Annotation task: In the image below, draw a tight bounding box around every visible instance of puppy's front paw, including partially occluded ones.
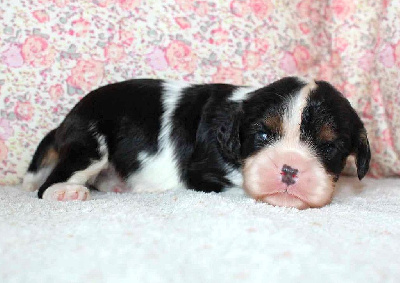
[42,183,90,201]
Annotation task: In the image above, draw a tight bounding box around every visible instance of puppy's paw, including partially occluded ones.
[42,183,90,201]
[93,166,131,193]
[21,173,39,192]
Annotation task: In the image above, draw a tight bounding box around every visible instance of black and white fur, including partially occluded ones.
[22,77,371,208]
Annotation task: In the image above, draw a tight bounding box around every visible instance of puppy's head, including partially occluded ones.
[238,77,370,209]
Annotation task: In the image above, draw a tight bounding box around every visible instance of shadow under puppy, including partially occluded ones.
[22,77,371,209]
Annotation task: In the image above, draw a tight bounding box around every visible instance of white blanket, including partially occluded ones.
[1,177,399,282]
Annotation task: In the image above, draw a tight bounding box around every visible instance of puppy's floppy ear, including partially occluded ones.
[353,126,371,180]
[216,103,242,164]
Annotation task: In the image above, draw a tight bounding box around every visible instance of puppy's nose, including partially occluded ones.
[281,164,299,186]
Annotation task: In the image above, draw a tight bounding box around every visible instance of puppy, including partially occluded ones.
[22,77,371,209]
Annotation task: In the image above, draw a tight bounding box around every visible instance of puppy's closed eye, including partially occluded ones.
[321,142,340,159]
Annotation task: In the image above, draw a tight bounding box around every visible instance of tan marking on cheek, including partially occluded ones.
[319,124,337,142]
[41,148,59,166]
[265,115,282,134]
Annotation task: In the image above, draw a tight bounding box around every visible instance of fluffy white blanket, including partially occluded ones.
[1,177,399,282]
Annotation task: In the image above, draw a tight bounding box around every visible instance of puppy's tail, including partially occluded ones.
[22,129,59,192]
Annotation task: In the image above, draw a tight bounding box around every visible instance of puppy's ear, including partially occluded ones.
[353,127,371,180]
[216,104,242,164]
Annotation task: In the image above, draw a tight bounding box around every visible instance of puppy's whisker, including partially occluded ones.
[265,154,278,168]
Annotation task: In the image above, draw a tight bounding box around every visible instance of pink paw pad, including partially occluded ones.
[42,183,90,201]
[57,192,65,201]
[112,183,130,193]
[113,186,123,193]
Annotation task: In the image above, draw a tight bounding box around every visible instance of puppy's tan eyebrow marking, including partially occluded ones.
[264,115,283,133]
[319,124,336,141]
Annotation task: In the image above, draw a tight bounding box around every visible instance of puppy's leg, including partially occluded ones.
[92,165,131,193]
[38,142,108,201]
[22,129,58,192]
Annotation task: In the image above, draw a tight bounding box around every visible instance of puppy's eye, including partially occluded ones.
[324,143,338,157]
[257,132,269,141]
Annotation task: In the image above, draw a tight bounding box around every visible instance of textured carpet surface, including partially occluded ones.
[1,177,400,283]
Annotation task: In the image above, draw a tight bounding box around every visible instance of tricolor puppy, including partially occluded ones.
[23,77,371,209]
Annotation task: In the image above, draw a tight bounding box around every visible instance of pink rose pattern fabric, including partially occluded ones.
[0,0,399,184]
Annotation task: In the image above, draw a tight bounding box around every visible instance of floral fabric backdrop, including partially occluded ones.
[0,0,399,184]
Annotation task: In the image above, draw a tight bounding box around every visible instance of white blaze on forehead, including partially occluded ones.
[282,78,317,143]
